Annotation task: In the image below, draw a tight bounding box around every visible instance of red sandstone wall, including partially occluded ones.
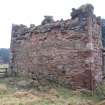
[10,4,102,90]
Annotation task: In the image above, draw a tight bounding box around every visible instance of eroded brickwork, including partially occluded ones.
[10,4,102,90]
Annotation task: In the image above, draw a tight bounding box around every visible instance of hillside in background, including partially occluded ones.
[0,48,10,64]
[102,19,105,47]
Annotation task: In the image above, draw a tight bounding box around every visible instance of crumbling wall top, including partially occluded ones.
[71,4,94,19]
[41,16,54,25]
[11,4,99,41]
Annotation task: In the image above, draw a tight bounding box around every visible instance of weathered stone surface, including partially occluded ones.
[41,16,54,25]
[10,4,102,90]
[71,4,94,19]
[16,80,33,88]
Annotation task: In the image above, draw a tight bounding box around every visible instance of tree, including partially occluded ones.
[102,19,105,47]
[0,48,10,64]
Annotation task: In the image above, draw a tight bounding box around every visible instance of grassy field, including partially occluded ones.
[0,64,8,78]
[0,64,9,68]
[0,64,9,72]
[0,77,105,105]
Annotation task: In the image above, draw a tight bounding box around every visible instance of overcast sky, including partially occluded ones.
[0,0,104,48]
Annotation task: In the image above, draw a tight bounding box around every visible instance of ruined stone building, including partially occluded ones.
[10,4,103,90]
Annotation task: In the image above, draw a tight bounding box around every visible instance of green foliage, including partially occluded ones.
[102,19,105,47]
[1,77,105,105]
[94,83,105,100]
[0,48,10,64]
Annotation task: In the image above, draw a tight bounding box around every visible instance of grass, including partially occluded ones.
[0,64,9,68]
[0,64,9,72]
[0,78,105,105]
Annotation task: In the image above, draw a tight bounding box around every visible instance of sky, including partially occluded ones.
[0,0,104,48]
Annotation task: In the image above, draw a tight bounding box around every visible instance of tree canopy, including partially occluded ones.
[0,48,10,64]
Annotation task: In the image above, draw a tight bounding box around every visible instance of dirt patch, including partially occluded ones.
[13,90,41,101]
[0,84,8,94]
[13,91,29,98]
